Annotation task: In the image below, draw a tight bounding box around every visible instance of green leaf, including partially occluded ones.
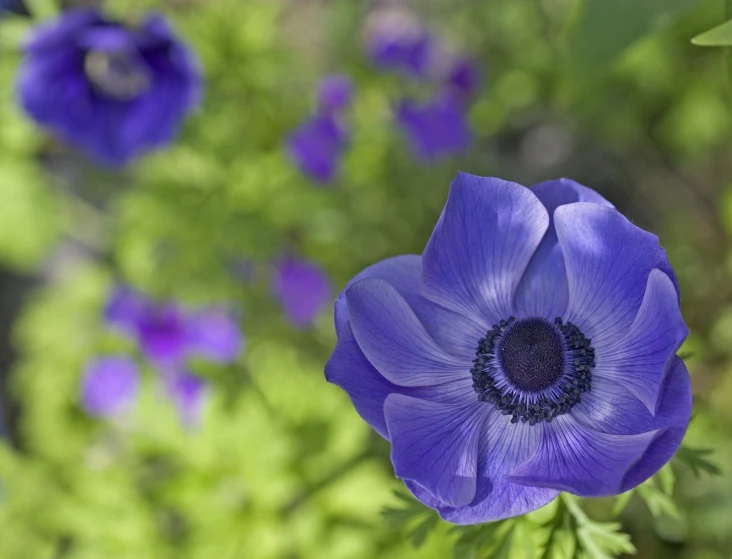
[568,0,698,74]
[577,521,636,559]
[539,504,577,559]
[674,446,722,477]
[657,463,675,495]
[452,522,506,559]
[613,466,680,520]
[410,513,439,548]
[562,494,635,559]
[381,490,439,548]
[451,520,526,559]
[692,19,732,46]
[637,481,681,519]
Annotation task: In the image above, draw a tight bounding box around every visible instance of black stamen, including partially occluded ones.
[499,318,564,392]
[470,317,594,426]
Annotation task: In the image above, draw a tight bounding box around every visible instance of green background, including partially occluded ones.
[0,0,730,557]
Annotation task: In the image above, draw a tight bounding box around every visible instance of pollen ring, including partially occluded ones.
[470,316,594,426]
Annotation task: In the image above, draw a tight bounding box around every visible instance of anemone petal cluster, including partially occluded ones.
[326,173,691,524]
[81,286,243,427]
[17,7,201,166]
[286,74,353,184]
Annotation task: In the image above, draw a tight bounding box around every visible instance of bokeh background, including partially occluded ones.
[0,0,731,557]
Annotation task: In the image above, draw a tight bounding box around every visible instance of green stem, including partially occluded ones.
[561,493,590,525]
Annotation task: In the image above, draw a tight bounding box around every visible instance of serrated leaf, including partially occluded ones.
[381,490,432,530]
[381,490,439,549]
[674,446,722,477]
[510,518,541,559]
[577,521,636,559]
[657,464,675,495]
[547,528,577,559]
[692,19,732,46]
[539,498,577,559]
[637,483,681,519]
[409,513,439,548]
[561,494,634,559]
[452,522,505,559]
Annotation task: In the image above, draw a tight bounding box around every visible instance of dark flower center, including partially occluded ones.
[498,318,564,392]
[84,50,150,100]
[471,317,595,426]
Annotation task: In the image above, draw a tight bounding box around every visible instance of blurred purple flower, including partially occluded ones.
[80,356,139,418]
[165,370,206,428]
[444,57,482,106]
[104,286,243,365]
[317,74,353,115]
[136,303,190,365]
[365,9,434,78]
[105,285,149,337]
[273,258,331,328]
[17,7,201,166]
[187,307,244,364]
[287,114,347,183]
[396,95,471,160]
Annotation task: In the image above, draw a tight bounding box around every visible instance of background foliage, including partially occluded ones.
[0,0,731,557]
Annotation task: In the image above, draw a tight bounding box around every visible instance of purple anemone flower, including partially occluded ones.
[443,57,482,106]
[104,286,243,366]
[326,173,691,524]
[105,285,149,337]
[365,9,434,78]
[273,258,332,328]
[17,7,201,166]
[316,74,353,115]
[396,95,471,161]
[286,114,347,183]
[80,356,139,418]
[187,307,244,364]
[135,302,191,365]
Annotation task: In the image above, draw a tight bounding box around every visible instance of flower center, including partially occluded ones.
[84,50,150,100]
[471,317,594,425]
[499,318,564,392]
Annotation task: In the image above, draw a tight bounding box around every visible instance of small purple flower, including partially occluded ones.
[105,285,149,337]
[104,286,243,366]
[443,57,482,106]
[136,302,190,365]
[326,173,691,524]
[17,7,201,166]
[316,74,353,115]
[80,356,139,418]
[165,370,206,428]
[273,258,331,328]
[396,95,471,160]
[365,9,434,78]
[187,307,243,364]
[287,114,347,183]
